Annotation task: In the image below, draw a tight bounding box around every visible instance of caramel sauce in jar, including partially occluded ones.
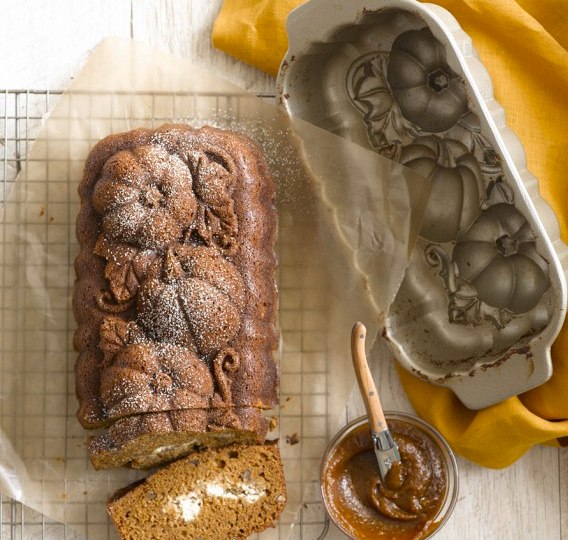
[321,415,455,540]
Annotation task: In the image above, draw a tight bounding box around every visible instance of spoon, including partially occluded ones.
[351,322,400,481]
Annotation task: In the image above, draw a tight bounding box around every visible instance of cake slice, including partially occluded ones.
[107,443,287,540]
[89,407,269,470]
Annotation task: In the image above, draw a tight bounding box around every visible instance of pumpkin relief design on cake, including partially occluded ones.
[91,140,246,421]
[346,26,551,331]
[100,341,215,418]
[92,145,198,250]
[137,246,245,356]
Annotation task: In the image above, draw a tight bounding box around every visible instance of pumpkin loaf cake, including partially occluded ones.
[74,124,278,467]
[107,443,287,540]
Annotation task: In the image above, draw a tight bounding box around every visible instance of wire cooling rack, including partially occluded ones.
[0,90,332,540]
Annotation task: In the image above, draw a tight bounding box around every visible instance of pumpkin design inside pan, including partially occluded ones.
[277,0,567,408]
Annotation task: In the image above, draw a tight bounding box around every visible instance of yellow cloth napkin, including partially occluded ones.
[212,0,568,467]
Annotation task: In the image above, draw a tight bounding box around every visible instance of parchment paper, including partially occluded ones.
[0,38,429,538]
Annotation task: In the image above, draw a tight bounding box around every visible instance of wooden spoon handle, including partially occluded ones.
[351,322,387,434]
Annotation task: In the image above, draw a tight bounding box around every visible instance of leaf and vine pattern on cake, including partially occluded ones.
[92,143,245,425]
[187,149,239,255]
[346,27,551,330]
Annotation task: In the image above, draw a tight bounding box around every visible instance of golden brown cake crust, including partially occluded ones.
[107,443,287,539]
[74,124,278,429]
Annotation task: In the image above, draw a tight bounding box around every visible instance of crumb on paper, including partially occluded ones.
[269,416,278,431]
[49,216,54,223]
[285,397,291,402]
[286,433,300,445]
[39,207,45,217]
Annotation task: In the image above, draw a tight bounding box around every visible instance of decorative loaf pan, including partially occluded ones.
[277,0,568,409]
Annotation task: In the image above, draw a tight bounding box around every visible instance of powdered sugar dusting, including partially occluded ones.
[137,278,191,345]
[103,200,146,243]
[97,145,197,249]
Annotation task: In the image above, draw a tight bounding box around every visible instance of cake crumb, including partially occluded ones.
[286,433,300,445]
[269,416,278,431]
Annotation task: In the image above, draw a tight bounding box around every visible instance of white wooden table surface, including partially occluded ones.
[1,1,566,539]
